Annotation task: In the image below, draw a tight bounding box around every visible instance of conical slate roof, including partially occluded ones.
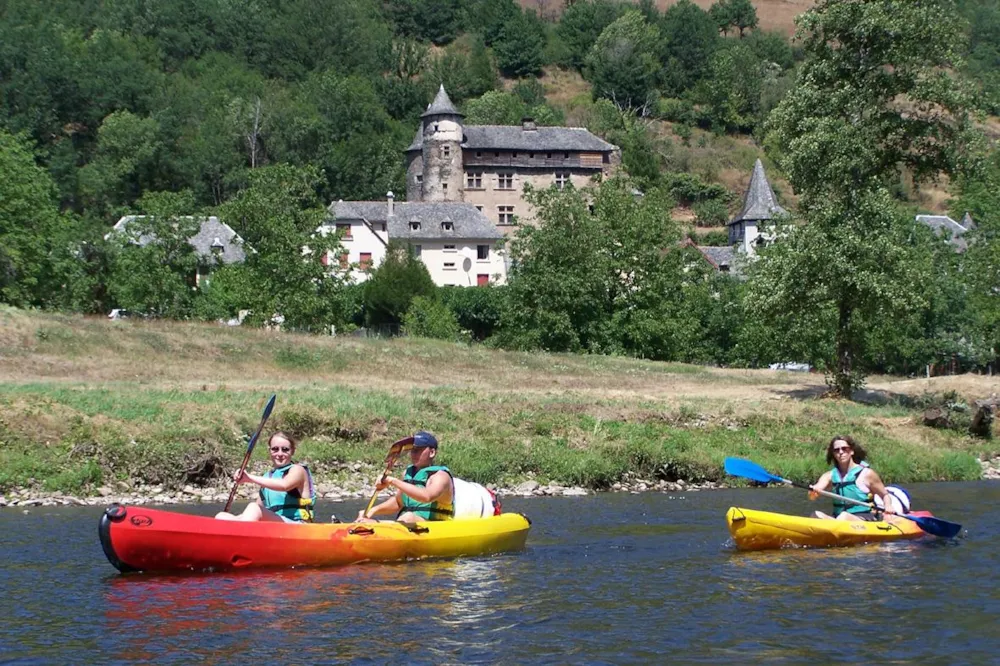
[729,159,787,225]
[421,84,463,119]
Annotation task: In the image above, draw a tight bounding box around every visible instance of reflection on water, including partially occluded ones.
[1,484,999,664]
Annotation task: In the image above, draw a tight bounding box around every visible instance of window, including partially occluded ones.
[498,206,515,225]
[433,123,439,132]
[466,172,483,189]
[512,152,518,158]
[416,174,423,184]
[442,183,448,193]
[475,205,483,212]
[547,153,552,159]
[476,151,482,158]
[498,173,513,190]
[477,245,489,260]
[336,223,352,239]
[380,223,386,232]
[338,253,349,269]
[564,152,570,158]
[413,244,422,257]
[443,244,456,252]
[410,221,421,231]
[477,274,489,287]
[555,173,570,189]
[441,145,451,158]
[602,154,610,164]
[529,153,534,158]
[444,261,456,270]
[359,252,372,270]
[494,152,500,157]
[441,221,454,232]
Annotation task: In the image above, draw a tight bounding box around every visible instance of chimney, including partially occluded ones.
[521,117,537,132]
[387,191,394,217]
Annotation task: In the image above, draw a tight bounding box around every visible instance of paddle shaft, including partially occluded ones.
[223,395,276,513]
[362,436,414,519]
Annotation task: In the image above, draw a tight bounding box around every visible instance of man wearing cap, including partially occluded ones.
[356,430,454,525]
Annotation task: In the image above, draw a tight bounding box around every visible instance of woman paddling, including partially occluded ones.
[809,435,895,522]
[215,432,316,523]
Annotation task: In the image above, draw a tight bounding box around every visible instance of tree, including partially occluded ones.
[555,0,624,71]
[700,42,765,133]
[585,11,662,108]
[362,240,437,331]
[659,0,719,95]
[709,0,758,38]
[0,130,67,306]
[493,8,547,78]
[217,164,347,332]
[758,0,983,397]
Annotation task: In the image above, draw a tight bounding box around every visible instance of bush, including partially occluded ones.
[403,296,462,340]
[657,97,694,124]
[664,172,730,206]
[439,285,505,341]
[693,199,730,227]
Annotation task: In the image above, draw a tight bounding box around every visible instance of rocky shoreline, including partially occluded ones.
[0,472,723,512]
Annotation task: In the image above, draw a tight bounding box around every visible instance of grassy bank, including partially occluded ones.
[0,307,996,495]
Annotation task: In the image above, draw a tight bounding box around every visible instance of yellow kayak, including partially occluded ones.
[726,506,927,551]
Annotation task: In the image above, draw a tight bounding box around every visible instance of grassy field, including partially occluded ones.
[0,307,996,494]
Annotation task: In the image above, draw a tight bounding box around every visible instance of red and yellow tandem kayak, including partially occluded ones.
[726,507,931,551]
[99,504,531,573]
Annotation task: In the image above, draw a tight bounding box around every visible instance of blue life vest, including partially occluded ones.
[399,465,454,521]
[259,463,315,522]
[831,464,872,516]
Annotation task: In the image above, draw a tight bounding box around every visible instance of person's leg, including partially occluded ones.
[837,511,863,522]
[215,503,264,521]
[812,510,835,520]
[396,511,420,525]
[257,507,287,523]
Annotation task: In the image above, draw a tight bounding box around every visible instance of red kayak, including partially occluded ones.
[99,504,531,573]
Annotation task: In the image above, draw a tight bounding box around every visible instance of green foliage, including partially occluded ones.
[659,0,719,95]
[218,164,347,332]
[425,36,499,104]
[761,0,985,396]
[693,199,729,227]
[699,41,765,133]
[709,0,759,37]
[403,295,462,340]
[585,11,662,108]
[555,0,625,71]
[363,241,436,330]
[492,8,547,78]
[385,0,464,45]
[664,173,729,207]
[439,285,504,341]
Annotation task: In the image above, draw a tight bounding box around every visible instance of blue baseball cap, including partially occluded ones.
[413,431,438,448]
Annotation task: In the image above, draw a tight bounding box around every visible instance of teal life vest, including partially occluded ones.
[259,463,315,522]
[399,465,454,521]
[831,464,872,516]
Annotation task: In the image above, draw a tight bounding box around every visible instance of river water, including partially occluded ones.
[1,482,998,665]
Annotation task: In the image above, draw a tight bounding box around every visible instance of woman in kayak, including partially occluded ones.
[357,430,454,525]
[215,432,316,523]
[810,435,895,522]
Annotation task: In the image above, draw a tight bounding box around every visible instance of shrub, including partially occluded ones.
[403,296,462,340]
[693,199,730,227]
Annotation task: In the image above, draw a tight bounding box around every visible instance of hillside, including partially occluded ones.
[0,308,994,495]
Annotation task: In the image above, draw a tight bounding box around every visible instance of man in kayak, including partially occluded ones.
[215,432,316,523]
[357,430,454,525]
[809,435,895,522]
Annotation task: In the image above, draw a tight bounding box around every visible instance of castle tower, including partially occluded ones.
[727,159,787,256]
[419,85,464,202]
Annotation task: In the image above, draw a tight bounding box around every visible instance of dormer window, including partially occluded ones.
[410,220,421,231]
[441,145,451,158]
[441,221,454,232]
[211,238,225,256]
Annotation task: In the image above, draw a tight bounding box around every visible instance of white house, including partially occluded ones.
[915,213,974,252]
[326,193,507,286]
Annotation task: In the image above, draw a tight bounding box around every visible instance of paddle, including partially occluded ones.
[223,394,277,513]
[723,457,962,539]
[361,435,415,519]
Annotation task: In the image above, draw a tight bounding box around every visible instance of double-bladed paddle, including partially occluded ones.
[223,394,277,513]
[723,457,962,539]
[361,436,415,519]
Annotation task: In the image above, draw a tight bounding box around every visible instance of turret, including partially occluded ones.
[420,85,464,202]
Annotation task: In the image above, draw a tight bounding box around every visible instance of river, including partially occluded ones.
[1,482,998,664]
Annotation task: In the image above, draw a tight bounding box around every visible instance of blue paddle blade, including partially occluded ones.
[903,514,962,539]
[244,394,277,453]
[724,457,787,484]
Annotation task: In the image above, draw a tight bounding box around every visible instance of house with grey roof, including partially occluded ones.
[325,192,507,286]
[915,213,973,252]
[110,215,246,286]
[727,159,788,256]
[405,85,620,235]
